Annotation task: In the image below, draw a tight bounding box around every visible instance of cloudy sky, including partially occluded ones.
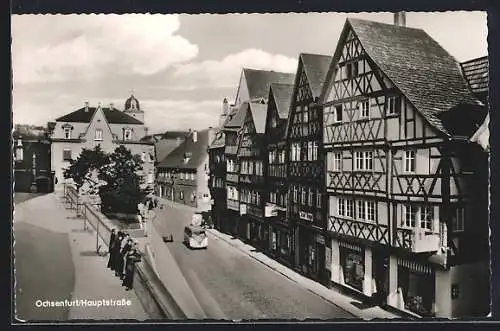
[12,11,487,134]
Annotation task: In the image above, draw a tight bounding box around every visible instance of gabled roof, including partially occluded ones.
[322,18,481,136]
[243,68,295,101]
[269,83,294,119]
[225,103,248,129]
[248,102,267,134]
[300,53,332,99]
[461,56,489,94]
[157,129,210,170]
[56,107,144,125]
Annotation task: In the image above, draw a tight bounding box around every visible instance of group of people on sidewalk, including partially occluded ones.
[106,229,142,291]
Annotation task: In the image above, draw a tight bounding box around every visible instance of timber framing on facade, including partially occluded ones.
[208,16,489,319]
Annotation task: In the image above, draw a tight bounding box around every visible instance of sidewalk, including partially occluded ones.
[14,193,149,321]
[158,199,405,320]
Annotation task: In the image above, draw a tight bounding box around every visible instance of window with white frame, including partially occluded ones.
[359,99,370,119]
[337,198,354,218]
[313,141,318,161]
[179,191,184,200]
[316,190,322,208]
[404,150,416,173]
[387,96,401,115]
[308,188,313,207]
[453,206,465,232]
[147,172,154,184]
[334,105,343,123]
[124,128,132,141]
[95,128,103,141]
[403,204,417,228]
[420,206,434,230]
[333,152,342,171]
[354,151,373,171]
[301,187,306,205]
[356,200,376,222]
[293,186,298,203]
[64,127,72,139]
[402,204,436,230]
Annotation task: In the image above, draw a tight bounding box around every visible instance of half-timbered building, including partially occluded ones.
[238,102,268,247]
[321,15,489,317]
[264,83,294,266]
[211,68,294,237]
[285,53,332,283]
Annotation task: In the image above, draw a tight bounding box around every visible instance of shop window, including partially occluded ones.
[397,265,435,316]
[340,247,364,291]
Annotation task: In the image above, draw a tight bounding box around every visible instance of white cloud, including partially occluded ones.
[173,48,298,88]
[12,14,199,83]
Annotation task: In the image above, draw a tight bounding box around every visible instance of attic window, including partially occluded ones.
[387,96,401,116]
[345,61,358,80]
[63,126,72,139]
[124,128,132,140]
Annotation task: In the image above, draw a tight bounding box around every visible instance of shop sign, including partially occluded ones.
[299,211,313,222]
[316,234,325,245]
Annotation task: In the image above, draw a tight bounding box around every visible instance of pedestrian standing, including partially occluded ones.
[120,238,133,279]
[106,228,117,269]
[113,231,124,276]
[116,233,129,278]
[123,242,142,291]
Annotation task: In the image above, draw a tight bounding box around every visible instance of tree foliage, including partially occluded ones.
[63,144,152,217]
[63,145,108,193]
[98,145,152,215]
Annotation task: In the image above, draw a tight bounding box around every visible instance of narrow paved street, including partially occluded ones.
[152,203,354,320]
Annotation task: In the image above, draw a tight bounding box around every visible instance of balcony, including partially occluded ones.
[227,199,239,211]
[395,228,440,253]
[328,216,390,245]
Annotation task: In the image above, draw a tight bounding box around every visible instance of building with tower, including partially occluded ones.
[49,94,155,192]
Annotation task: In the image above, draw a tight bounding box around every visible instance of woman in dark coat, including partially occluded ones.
[113,231,124,276]
[123,243,142,290]
[106,229,117,269]
[119,238,133,279]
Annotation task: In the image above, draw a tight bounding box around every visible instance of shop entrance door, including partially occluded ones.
[373,249,390,305]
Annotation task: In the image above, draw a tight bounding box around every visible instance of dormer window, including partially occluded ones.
[64,127,72,139]
[124,128,132,141]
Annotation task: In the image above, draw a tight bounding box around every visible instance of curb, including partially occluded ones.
[207,229,403,320]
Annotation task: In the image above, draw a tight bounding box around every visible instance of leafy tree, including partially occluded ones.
[63,145,108,213]
[98,145,152,217]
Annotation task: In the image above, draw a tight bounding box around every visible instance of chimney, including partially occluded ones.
[144,127,149,137]
[192,130,198,143]
[394,11,406,27]
[84,101,89,112]
[109,102,114,110]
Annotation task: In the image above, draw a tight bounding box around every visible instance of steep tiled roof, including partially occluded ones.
[345,18,481,136]
[461,56,489,95]
[157,129,210,170]
[56,107,144,125]
[270,83,294,119]
[249,103,267,134]
[301,53,332,99]
[225,103,248,128]
[243,69,295,101]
